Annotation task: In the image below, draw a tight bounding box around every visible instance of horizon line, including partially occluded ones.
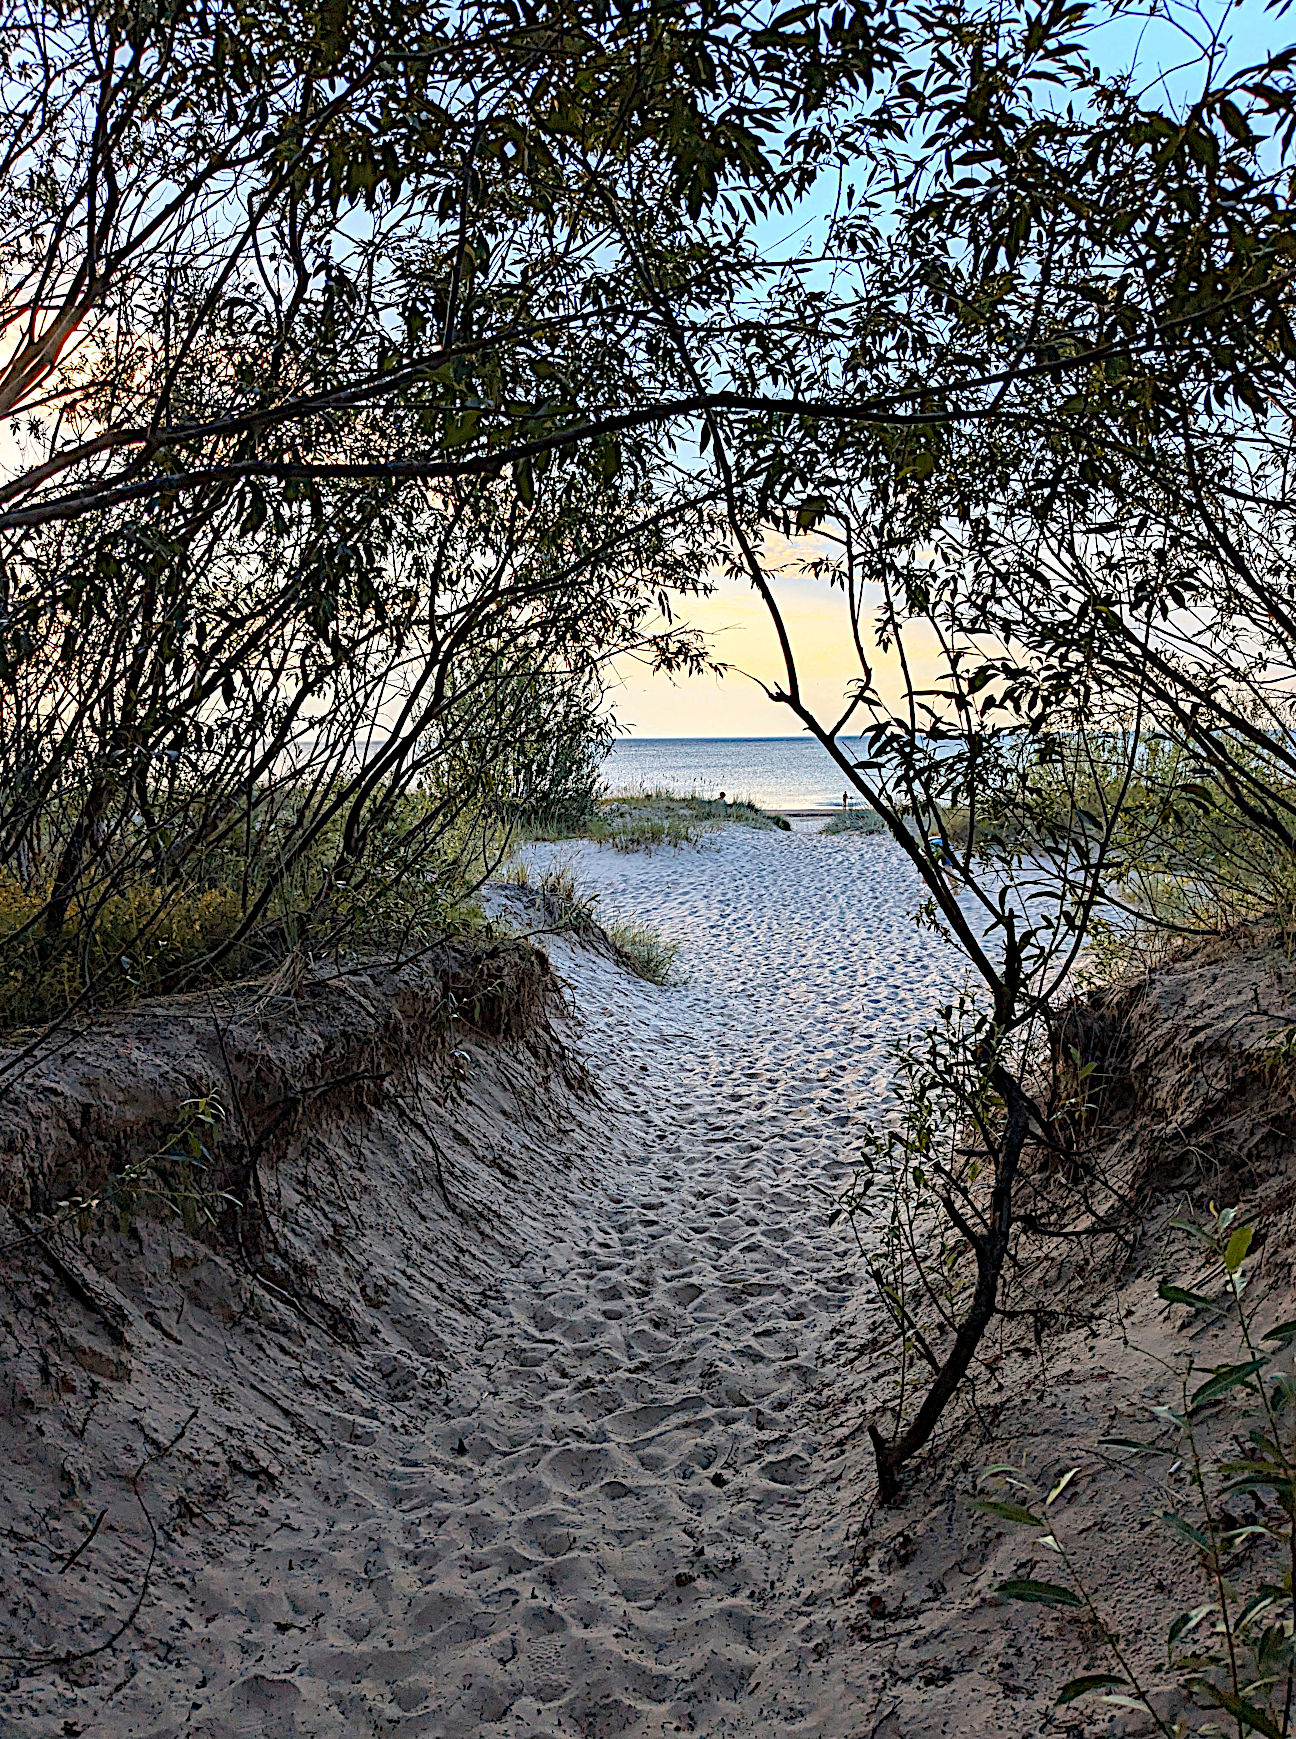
[610,733,857,743]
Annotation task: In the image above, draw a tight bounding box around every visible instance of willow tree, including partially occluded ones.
[740,2,1296,1496]
[0,0,903,1056]
[550,0,1296,1494]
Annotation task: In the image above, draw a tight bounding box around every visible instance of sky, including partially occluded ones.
[607,561,862,740]
[608,0,1293,740]
[606,542,947,739]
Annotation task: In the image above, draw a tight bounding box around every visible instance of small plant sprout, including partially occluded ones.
[60,1095,233,1239]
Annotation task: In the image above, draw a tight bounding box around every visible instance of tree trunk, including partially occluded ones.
[869,1077,1030,1503]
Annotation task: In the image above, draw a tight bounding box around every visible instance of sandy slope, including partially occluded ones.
[0,826,1008,1738]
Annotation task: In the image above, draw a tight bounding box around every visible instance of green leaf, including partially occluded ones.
[512,456,534,508]
[1161,1512,1213,1552]
[1264,1319,1296,1345]
[1219,1471,1296,1500]
[598,439,621,482]
[795,496,831,530]
[1169,1216,1216,1244]
[975,1499,1042,1526]
[1168,1602,1213,1648]
[997,1578,1082,1607]
[1191,1357,1269,1409]
[442,409,480,448]
[1194,1682,1285,1739]
[1057,1674,1128,1705]
[1217,97,1254,144]
[1225,1225,1255,1273]
[1158,1281,1223,1312]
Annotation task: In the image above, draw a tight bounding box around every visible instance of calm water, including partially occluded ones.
[602,737,863,810]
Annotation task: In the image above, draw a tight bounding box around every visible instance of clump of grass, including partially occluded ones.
[603,916,681,986]
[0,786,506,1035]
[602,790,789,832]
[596,814,705,851]
[521,791,789,851]
[820,807,887,836]
[502,860,680,984]
[503,861,600,932]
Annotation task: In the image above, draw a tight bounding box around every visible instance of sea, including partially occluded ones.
[601,737,864,811]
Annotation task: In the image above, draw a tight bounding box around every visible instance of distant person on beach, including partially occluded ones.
[842,792,849,809]
[718,791,727,805]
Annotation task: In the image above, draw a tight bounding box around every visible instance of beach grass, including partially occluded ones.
[502,861,599,933]
[501,860,680,984]
[523,790,790,852]
[602,917,681,985]
[0,792,502,1034]
[819,808,887,836]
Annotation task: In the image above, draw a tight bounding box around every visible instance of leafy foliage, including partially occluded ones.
[980,1211,1296,1739]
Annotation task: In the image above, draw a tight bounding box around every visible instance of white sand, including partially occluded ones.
[1,826,982,1737]
[451,827,975,1736]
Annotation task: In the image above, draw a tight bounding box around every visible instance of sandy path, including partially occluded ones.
[420,825,970,1736]
[2,826,978,1739]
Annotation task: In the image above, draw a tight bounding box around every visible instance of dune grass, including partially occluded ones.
[501,860,680,985]
[523,790,790,852]
[602,917,681,986]
[820,808,887,836]
[502,861,599,932]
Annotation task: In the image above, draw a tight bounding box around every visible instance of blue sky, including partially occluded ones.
[610,0,1294,739]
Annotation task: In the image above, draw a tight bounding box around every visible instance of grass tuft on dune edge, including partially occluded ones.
[602,917,681,986]
[501,861,681,986]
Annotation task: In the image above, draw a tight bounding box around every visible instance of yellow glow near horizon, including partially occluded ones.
[606,560,944,740]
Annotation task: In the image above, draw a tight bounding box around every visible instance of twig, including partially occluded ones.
[29,1229,129,1345]
[58,1506,107,1574]
[1,1407,198,1670]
